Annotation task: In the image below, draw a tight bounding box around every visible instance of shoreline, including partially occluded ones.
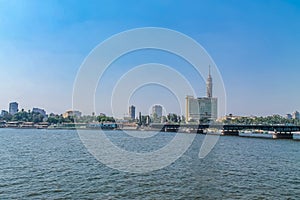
[1,126,300,141]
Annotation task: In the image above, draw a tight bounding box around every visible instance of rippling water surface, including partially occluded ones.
[0,129,299,199]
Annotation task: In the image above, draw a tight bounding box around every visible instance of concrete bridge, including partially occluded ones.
[150,123,300,139]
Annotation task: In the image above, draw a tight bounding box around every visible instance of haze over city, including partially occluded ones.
[0,0,300,117]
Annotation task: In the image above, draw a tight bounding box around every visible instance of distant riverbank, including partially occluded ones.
[1,124,300,141]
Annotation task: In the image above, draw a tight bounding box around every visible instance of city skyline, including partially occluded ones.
[2,98,300,121]
[1,1,300,116]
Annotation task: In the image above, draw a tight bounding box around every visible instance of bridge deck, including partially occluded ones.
[150,124,300,133]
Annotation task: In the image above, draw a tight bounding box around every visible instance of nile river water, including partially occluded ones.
[0,129,299,199]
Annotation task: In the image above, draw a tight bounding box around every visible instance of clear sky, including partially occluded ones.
[0,0,300,117]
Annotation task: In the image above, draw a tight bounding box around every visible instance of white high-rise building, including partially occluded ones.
[292,111,300,120]
[185,96,218,122]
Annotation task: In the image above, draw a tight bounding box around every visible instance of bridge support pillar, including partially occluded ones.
[222,130,239,136]
[272,133,293,139]
[164,127,178,132]
[197,129,204,134]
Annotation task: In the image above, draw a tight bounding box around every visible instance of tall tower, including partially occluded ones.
[206,65,213,98]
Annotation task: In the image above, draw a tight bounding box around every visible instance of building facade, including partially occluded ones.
[186,96,218,122]
[286,114,292,120]
[129,105,135,120]
[185,67,218,123]
[9,102,18,115]
[152,105,163,118]
[292,111,300,120]
[32,107,47,117]
[63,110,82,118]
[1,110,8,117]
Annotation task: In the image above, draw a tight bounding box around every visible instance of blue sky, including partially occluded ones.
[0,0,300,117]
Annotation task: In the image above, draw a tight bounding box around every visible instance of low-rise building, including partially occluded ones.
[6,121,21,128]
[0,121,6,127]
[32,107,47,117]
[1,110,8,117]
[63,110,82,118]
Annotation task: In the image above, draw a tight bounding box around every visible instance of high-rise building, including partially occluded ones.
[185,96,218,122]
[292,111,300,120]
[152,105,162,118]
[32,108,47,117]
[9,102,18,115]
[185,66,218,123]
[129,105,135,120]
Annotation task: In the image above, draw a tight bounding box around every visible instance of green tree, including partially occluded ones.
[167,113,178,123]
[97,115,115,123]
